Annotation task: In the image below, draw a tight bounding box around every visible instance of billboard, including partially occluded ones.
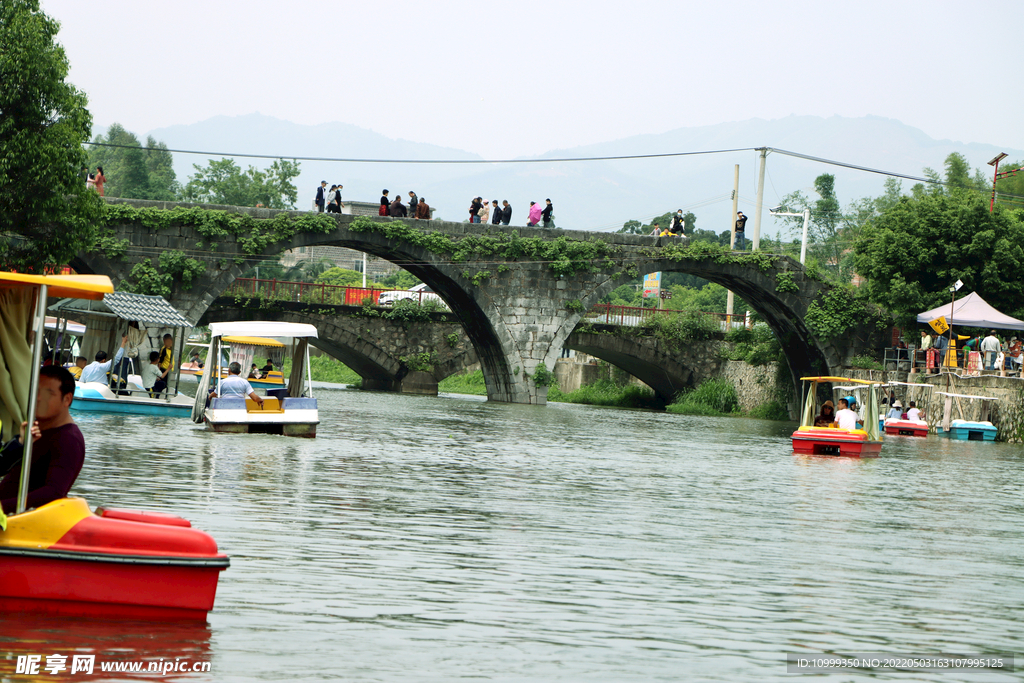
[642,272,661,299]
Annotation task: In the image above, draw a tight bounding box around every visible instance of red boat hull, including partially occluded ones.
[884,421,929,437]
[0,499,228,621]
[792,430,883,457]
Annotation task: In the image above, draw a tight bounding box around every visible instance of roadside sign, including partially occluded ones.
[929,316,949,335]
[642,272,661,299]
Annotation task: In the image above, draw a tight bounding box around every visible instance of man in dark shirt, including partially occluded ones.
[501,200,512,225]
[415,198,430,220]
[0,366,85,514]
[260,359,274,375]
[734,211,747,250]
[542,198,554,228]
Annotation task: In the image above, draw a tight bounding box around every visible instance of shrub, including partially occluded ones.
[667,378,739,415]
[749,401,791,421]
[850,354,884,370]
[548,379,661,409]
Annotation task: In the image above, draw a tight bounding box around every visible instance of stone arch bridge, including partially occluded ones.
[75,199,885,405]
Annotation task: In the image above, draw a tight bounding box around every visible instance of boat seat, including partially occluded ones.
[246,397,284,413]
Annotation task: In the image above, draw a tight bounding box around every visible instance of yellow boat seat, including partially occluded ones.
[246,397,284,414]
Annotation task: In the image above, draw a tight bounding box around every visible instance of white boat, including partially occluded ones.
[191,322,319,437]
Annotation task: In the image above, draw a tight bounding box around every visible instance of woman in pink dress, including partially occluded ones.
[93,166,106,197]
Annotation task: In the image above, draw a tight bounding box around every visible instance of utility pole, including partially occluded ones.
[752,148,767,251]
[768,207,812,264]
[362,252,367,288]
[726,164,739,322]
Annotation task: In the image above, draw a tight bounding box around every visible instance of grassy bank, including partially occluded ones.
[438,370,488,395]
[281,355,361,384]
[548,379,662,409]
[666,378,791,420]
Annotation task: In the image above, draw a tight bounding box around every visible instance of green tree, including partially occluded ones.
[86,125,179,199]
[0,0,101,270]
[315,267,379,289]
[853,190,1024,325]
[994,159,1024,210]
[180,158,300,209]
[379,269,421,290]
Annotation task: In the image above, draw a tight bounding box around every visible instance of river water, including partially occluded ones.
[2,388,1022,682]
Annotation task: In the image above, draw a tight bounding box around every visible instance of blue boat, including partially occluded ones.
[72,381,193,417]
[51,292,195,418]
[935,392,998,441]
[936,420,997,441]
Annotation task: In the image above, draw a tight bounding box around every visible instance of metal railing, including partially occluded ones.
[585,303,750,330]
[224,278,436,307]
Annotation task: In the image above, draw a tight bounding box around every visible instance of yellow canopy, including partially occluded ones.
[0,273,113,300]
[799,376,877,385]
[221,335,285,348]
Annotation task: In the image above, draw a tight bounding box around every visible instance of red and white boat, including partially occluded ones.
[0,273,228,621]
[882,381,933,438]
[791,376,884,457]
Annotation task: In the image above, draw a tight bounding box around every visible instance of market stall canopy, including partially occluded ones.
[50,291,192,327]
[917,292,1024,331]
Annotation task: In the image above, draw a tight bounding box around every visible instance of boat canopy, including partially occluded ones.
[935,391,995,401]
[0,273,112,300]
[221,335,286,347]
[209,322,318,339]
[50,291,192,327]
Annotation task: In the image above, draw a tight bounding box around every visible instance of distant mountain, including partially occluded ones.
[134,114,1022,234]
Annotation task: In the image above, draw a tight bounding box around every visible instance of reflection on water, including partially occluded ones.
[4,390,1024,681]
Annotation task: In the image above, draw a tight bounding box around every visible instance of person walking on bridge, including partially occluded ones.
[541,199,554,228]
[379,190,390,216]
[478,199,491,224]
[315,181,327,213]
[408,191,418,216]
[490,200,501,225]
[501,200,512,225]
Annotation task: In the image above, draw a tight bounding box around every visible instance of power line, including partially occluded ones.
[84,141,756,165]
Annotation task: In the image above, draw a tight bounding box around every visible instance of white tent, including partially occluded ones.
[917,292,1024,331]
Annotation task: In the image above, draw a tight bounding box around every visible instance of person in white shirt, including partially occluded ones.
[834,398,860,431]
[981,330,1001,371]
[211,362,264,407]
[140,351,164,397]
[906,401,924,421]
[79,335,127,384]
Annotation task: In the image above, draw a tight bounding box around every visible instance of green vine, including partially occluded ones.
[774,271,799,293]
[349,216,620,277]
[805,287,864,340]
[530,363,555,388]
[399,352,437,372]
[446,333,459,347]
[565,299,585,313]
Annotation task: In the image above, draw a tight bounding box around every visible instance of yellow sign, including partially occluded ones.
[929,316,949,335]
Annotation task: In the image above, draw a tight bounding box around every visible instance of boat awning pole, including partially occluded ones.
[170,327,184,401]
[17,284,48,514]
[305,340,314,398]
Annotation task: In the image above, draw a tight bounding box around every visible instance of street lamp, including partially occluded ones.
[769,207,812,264]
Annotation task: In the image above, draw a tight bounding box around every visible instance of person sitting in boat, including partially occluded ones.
[0,366,85,514]
[247,364,261,380]
[886,400,903,420]
[834,398,861,431]
[260,359,274,375]
[814,400,836,427]
[906,401,924,421]
[79,335,128,384]
[211,362,264,408]
[188,352,204,369]
[140,351,165,398]
[68,356,88,380]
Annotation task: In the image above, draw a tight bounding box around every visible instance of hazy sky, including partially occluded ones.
[43,0,1024,159]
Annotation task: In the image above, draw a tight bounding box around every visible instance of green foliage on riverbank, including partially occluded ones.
[667,378,739,416]
[548,379,661,409]
[281,355,360,384]
[438,370,488,395]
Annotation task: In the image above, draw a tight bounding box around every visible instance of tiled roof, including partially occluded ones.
[102,292,192,327]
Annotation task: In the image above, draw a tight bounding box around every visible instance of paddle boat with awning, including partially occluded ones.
[882,381,933,437]
[791,376,884,457]
[0,273,228,620]
[192,321,319,437]
[180,336,287,389]
[935,391,998,441]
[50,292,195,417]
